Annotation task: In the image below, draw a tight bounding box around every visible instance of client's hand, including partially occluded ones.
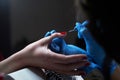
[0,32,88,76]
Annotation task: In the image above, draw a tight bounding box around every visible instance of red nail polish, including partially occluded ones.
[85,62,90,66]
[60,32,67,35]
[79,72,86,76]
[0,73,4,80]
[82,56,87,60]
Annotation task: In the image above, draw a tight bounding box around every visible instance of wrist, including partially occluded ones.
[0,51,26,74]
[110,60,118,75]
[111,66,120,80]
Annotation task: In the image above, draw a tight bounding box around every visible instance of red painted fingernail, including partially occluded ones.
[0,73,4,80]
[85,62,90,66]
[82,56,87,60]
[60,32,67,35]
[79,72,86,76]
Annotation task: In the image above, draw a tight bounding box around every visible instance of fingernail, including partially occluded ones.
[0,73,4,80]
[79,72,86,76]
[85,62,90,66]
[60,32,67,35]
[82,56,87,60]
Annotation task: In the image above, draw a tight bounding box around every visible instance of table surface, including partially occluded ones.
[8,67,84,80]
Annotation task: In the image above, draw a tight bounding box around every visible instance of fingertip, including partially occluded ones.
[59,32,67,35]
[0,73,4,80]
[82,56,88,60]
[85,62,90,66]
[79,71,86,76]
[82,20,89,26]
[73,70,86,76]
[51,32,67,38]
[78,54,88,59]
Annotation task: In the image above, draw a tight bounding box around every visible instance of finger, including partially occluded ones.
[63,61,90,70]
[44,31,51,37]
[55,69,86,76]
[40,32,66,45]
[75,20,89,38]
[53,53,88,64]
[54,61,90,72]
[44,30,56,37]
[58,54,87,64]
[46,64,85,75]
[82,20,89,26]
[44,61,88,76]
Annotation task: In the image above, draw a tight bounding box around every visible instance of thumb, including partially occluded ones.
[40,32,67,45]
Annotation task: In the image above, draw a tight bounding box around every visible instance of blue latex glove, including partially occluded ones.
[44,30,100,74]
[74,20,118,74]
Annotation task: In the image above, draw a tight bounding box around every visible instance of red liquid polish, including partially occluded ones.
[60,32,67,35]
[0,73,4,80]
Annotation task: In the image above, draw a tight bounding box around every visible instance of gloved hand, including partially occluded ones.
[45,30,87,55]
[74,20,118,74]
[44,30,100,74]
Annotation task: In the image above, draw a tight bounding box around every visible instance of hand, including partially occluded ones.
[45,30,100,74]
[75,20,118,74]
[74,20,106,66]
[0,32,89,75]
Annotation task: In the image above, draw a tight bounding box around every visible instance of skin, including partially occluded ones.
[0,32,89,76]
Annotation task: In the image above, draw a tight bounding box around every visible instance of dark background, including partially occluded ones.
[0,0,84,58]
[0,0,11,58]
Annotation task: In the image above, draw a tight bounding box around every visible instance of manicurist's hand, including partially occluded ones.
[75,20,118,75]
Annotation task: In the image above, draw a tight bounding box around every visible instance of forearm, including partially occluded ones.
[0,51,26,74]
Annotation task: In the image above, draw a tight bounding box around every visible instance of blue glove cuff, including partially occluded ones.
[110,60,118,74]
